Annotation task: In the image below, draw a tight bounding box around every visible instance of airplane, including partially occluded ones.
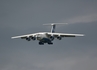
[11,23,84,45]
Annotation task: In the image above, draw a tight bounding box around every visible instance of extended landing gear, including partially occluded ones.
[48,42,53,45]
[38,42,53,45]
[39,42,44,45]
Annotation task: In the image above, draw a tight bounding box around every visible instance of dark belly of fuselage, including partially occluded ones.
[39,38,51,43]
[36,34,51,43]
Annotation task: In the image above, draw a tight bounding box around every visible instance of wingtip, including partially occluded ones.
[81,34,85,36]
[11,36,16,39]
[11,37,14,39]
[83,34,85,36]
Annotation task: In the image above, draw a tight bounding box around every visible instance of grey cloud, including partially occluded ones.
[1,0,97,30]
[1,45,97,70]
[0,0,97,70]
[60,14,97,24]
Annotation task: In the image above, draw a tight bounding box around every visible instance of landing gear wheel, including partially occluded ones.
[48,42,53,45]
[39,42,44,45]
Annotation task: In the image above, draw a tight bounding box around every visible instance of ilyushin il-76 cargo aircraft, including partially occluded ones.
[11,23,84,45]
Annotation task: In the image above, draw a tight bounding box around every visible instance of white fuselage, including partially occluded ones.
[36,33,48,40]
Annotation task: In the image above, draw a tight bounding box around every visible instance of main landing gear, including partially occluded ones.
[38,42,53,45]
[48,42,53,45]
[39,42,44,45]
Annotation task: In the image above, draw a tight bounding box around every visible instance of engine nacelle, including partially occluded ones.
[26,36,36,41]
[49,36,54,41]
[31,36,36,40]
[57,36,62,40]
[26,37,31,41]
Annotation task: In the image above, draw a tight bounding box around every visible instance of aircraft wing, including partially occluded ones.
[47,33,84,37]
[11,33,36,39]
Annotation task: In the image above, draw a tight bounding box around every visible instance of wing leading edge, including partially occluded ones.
[11,32,84,39]
[47,33,84,37]
[11,34,36,39]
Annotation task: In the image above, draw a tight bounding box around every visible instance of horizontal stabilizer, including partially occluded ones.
[43,23,68,33]
[43,23,68,25]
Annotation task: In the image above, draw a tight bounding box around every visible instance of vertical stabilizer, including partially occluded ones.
[51,24,56,33]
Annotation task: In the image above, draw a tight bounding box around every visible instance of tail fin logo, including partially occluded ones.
[51,24,56,33]
[43,23,68,33]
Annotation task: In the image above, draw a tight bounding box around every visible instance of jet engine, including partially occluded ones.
[31,36,36,40]
[49,36,54,41]
[26,36,36,41]
[26,37,31,41]
[57,36,62,40]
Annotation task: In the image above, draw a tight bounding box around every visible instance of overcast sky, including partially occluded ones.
[0,0,97,70]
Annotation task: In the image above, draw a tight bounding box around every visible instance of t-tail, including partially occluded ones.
[43,23,68,33]
[51,24,56,33]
